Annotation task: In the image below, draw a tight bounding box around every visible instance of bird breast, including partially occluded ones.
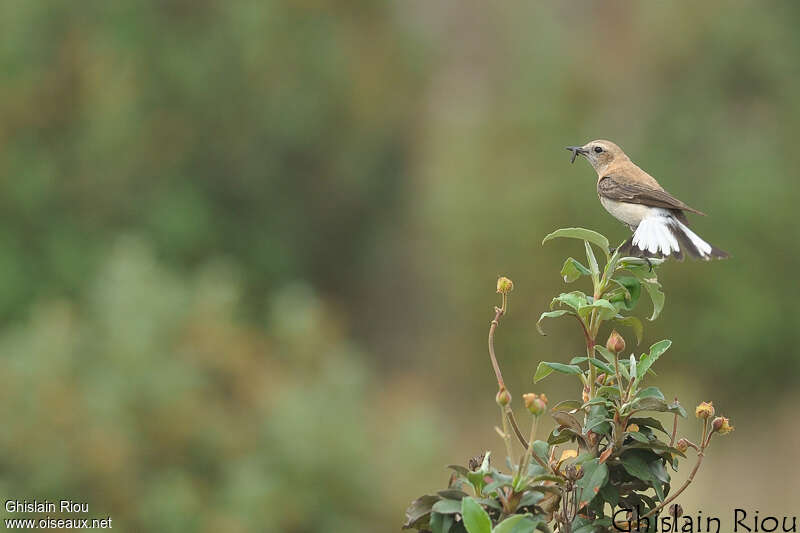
[599,197,658,227]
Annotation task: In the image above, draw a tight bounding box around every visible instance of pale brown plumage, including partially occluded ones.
[566,140,728,261]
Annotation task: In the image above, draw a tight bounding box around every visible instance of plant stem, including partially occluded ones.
[505,408,529,448]
[642,419,711,520]
[669,399,679,447]
[641,449,705,519]
[487,292,529,449]
[517,416,540,483]
[488,305,506,390]
[500,405,515,468]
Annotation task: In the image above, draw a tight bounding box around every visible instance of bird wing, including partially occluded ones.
[597,174,706,215]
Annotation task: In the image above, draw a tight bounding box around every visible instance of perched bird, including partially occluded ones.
[566,140,728,261]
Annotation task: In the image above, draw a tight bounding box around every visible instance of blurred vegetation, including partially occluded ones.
[0,1,798,531]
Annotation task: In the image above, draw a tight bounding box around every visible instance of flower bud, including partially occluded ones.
[606,330,626,354]
[713,417,734,435]
[582,385,590,404]
[675,438,689,453]
[626,424,640,433]
[669,504,684,518]
[496,276,514,295]
[596,373,606,385]
[496,387,511,407]
[523,392,548,416]
[695,401,715,419]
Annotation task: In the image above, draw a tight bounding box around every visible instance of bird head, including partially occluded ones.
[566,140,627,173]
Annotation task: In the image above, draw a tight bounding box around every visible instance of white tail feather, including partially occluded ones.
[674,219,713,256]
[632,215,714,258]
[632,217,679,256]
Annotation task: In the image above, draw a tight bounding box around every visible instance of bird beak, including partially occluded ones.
[566,146,588,164]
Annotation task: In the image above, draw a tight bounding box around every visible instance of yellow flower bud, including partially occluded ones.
[695,401,715,420]
[606,330,626,354]
[626,424,640,433]
[675,438,689,453]
[496,276,514,295]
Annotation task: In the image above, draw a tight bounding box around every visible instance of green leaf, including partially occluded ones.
[532,440,550,463]
[579,298,618,322]
[627,431,650,443]
[628,417,670,435]
[534,362,584,383]
[607,276,641,312]
[447,465,470,476]
[599,485,619,507]
[573,517,612,533]
[584,404,612,435]
[637,340,672,379]
[433,499,463,515]
[461,497,492,533]
[631,271,665,321]
[431,512,454,533]
[547,427,577,445]
[611,315,643,345]
[536,310,572,335]
[438,489,468,500]
[551,291,589,312]
[585,241,600,281]
[542,227,610,260]
[588,357,615,375]
[621,453,652,480]
[629,396,668,413]
[621,440,686,458]
[635,387,665,401]
[551,411,583,433]
[552,400,582,412]
[629,396,686,417]
[574,459,609,509]
[403,494,439,529]
[596,386,621,398]
[624,454,667,502]
[561,257,591,283]
[593,346,616,365]
[493,514,534,533]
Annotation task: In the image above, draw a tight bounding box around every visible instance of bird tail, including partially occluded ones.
[618,215,729,261]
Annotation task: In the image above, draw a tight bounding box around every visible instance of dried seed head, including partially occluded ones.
[714,417,734,435]
[468,453,487,472]
[695,401,715,420]
[496,276,514,295]
[675,438,689,453]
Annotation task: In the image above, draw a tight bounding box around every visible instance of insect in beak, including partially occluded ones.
[565,146,587,164]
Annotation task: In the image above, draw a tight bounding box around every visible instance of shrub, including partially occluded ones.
[403,228,733,533]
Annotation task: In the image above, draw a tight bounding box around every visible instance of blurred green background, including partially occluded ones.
[0,1,798,531]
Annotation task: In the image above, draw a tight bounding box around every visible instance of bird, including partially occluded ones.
[566,140,728,261]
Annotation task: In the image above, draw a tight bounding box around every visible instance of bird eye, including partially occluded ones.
[594,146,604,153]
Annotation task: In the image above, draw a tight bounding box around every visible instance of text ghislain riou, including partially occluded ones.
[5,499,88,513]
[613,509,798,533]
